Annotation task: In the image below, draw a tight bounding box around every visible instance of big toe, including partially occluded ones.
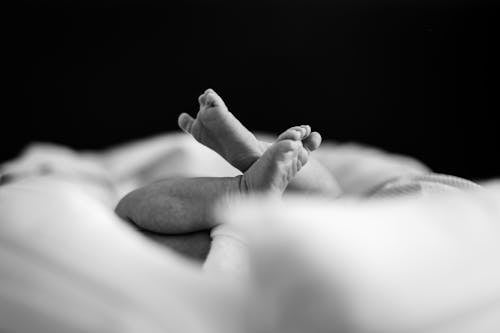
[178,113,195,133]
[303,131,322,152]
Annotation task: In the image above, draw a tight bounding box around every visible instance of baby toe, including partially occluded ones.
[303,131,322,152]
[198,92,208,106]
[204,89,226,108]
[300,125,311,137]
[178,113,195,133]
[277,126,306,141]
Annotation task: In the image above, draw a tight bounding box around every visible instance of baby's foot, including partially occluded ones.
[240,127,312,194]
[178,89,264,171]
[179,89,322,171]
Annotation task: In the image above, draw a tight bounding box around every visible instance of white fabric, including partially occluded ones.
[1,133,499,332]
[315,142,430,196]
[219,188,500,333]
[0,178,245,333]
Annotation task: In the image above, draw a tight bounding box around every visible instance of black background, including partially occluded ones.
[10,0,499,180]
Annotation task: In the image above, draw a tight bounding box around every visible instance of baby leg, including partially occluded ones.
[115,126,312,234]
[178,89,341,197]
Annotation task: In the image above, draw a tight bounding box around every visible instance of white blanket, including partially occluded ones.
[1,133,499,332]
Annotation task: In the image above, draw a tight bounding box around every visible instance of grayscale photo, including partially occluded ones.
[2,0,500,332]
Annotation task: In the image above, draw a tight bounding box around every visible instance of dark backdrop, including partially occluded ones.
[10,0,499,180]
